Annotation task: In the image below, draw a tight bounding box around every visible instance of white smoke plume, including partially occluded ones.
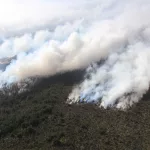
[0,0,150,108]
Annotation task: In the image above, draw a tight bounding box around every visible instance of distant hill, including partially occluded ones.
[0,56,16,71]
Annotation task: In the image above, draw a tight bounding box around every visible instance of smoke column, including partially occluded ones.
[0,0,150,108]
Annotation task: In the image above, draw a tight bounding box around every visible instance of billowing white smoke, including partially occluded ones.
[0,0,150,108]
[68,43,150,109]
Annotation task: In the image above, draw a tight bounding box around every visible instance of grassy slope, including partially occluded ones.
[0,71,150,150]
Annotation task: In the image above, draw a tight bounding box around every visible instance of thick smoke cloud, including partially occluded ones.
[0,0,150,108]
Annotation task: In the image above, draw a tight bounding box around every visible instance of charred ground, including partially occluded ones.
[0,70,150,150]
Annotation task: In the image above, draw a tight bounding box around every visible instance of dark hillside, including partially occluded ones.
[0,71,150,150]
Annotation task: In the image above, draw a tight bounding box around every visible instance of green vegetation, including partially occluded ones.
[0,72,150,150]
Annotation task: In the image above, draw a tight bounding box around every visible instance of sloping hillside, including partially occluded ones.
[0,71,150,150]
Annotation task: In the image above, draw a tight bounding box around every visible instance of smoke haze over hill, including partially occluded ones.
[0,0,150,108]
